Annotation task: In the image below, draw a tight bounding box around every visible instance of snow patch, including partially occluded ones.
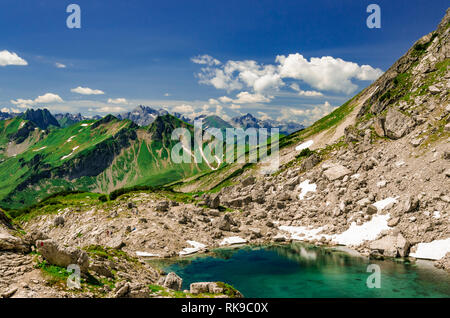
[33,146,47,152]
[332,214,390,246]
[179,240,207,256]
[220,236,247,246]
[295,140,314,151]
[136,251,160,257]
[409,238,450,260]
[61,146,79,160]
[279,225,330,241]
[297,180,316,200]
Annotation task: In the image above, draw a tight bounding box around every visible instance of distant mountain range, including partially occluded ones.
[0,109,219,208]
[0,105,303,208]
[1,105,304,135]
[117,105,304,135]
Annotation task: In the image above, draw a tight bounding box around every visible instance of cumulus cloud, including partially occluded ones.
[276,54,383,94]
[164,93,171,96]
[193,53,383,96]
[290,83,323,97]
[191,54,221,66]
[55,62,66,69]
[0,50,28,66]
[208,98,220,105]
[97,106,126,113]
[257,111,271,121]
[71,86,105,95]
[107,98,128,104]
[219,92,272,104]
[11,93,64,108]
[173,104,194,113]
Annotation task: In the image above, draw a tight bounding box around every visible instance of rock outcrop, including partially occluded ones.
[36,239,89,272]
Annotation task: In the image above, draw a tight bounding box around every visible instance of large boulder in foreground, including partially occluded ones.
[384,109,415,140]
[36,239,89,272]
[162,272,182,291]
[369,233,410,257]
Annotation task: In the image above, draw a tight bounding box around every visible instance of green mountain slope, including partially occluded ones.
[0,114,215,209]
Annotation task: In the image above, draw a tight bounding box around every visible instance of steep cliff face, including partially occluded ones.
[20,109,60,129]
[358,8,449,119]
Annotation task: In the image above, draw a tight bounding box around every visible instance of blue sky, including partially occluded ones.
[0,0,448,124]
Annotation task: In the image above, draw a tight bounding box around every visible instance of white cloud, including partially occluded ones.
[257,111,271,120]
[219,92,272,104]
[172,104,194,113]
[191,54,221,66]
[107,98,128,104]
[1,107,20,113]
[194,53,383,96]
[55,62,66,68]
[164,93,171,97]
[277,54,383,94]
[290,83,323,97]
[71,86,105,95]
[11,93,64,108]
[97,106,126,113]
[208,98,220,105]
[229,104,241,109]
[0,50,28,66]
[234,91,271,104]
[218,96,233,103]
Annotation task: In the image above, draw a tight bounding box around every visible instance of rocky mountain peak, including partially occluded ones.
[20,108,60,130]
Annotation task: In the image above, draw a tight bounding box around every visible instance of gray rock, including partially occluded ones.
[36,239,89,272]
[369,233,410,257]
[366,204,378,215]
[428,85,441,94]
[206,194,220,209]
[114,282,130,298]
[409,138,423,147]
[323,164,351,181]
[242,176,256,187]
[155,201,169,212]
[384,109,415,140]
[404,196,419,213]
[54,216,65,227]
[0,232,30,253]
[163,272,182,291]
[388,217,400,227]
[190,282,223,295]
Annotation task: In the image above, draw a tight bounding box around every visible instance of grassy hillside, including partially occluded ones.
[0,114,214,209]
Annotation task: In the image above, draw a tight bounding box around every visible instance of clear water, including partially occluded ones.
[161,243,450,298]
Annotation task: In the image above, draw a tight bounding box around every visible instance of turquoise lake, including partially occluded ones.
[162,243,450,298]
